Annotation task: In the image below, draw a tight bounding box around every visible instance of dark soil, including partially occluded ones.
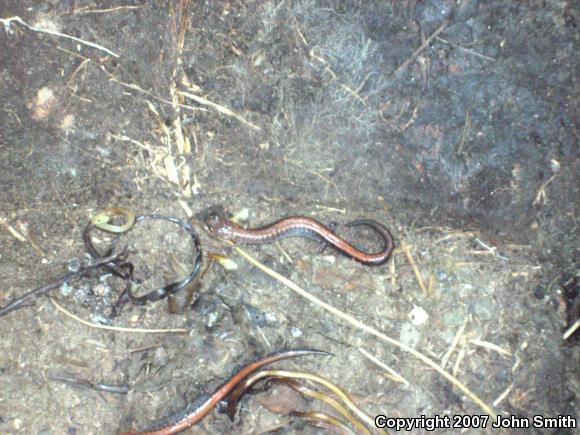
[0,1,578,434]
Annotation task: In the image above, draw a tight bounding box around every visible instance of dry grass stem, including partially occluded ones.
[50,298,188,334]
[234,247,498,418]
[533,174,557,206]
[401,243,428,295]
[452,345,467,378]
[0,217,27,241]
[106,75,206,113]
[393,21,447,76]
[178,199,194,218]
[456,111,471,154]
[435,37,496,61]
[16,223,46,257]
[340,84,367,105]
[110,134,154,152]
[66,58,91,85]
[284,157,343,198]
[112,134,186,188]
[563,319,580,340]
[304,43,371,108]
[179,90,260,131]
[389,256,397,289]
[441,317,468,369]
[314,205,346,214]
[427,274,435,295]
[434,231,479,244]
[358,347,409,387]
[70,5,145,15]
[474,238,508,261]
[166,0,194,197]
[493,384,513,407]
[163,156,180,185]
[275,242,294,264]
[470,339,512,357]
[0,217,45,256]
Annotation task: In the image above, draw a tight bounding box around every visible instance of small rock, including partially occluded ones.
[207,311,219,328]
[13,418,23,429]
[291,327,302,338]
[409,306,429,326]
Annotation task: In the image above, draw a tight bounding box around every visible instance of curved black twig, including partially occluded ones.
[83,214,202,314]
[0,252,127,317]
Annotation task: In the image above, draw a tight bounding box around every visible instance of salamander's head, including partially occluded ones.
[206,214,237,240]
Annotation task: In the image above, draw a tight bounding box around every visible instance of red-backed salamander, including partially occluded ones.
[121,348,329,435]
[206,215,395,266]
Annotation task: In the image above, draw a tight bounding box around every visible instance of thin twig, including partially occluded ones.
[69,5,145,15]
[179,90,260,131]
[358,347,409,387]
[452,345,467,378]
[441,317,468,369]
[17,222,46,257]
[474,238,508,261]
[470,339,512,357]
[533,174,557,206]
[103,72,207,113]
[563,319,580,340]
[401,243,429,295]
[0,16,119,57]
[0,216,27,241]
[435,37,496,62]
[284,157,343,199]
[234,246,498,419]
[493,384,513,407]
[393,21,448,76]
[389,255,397,289]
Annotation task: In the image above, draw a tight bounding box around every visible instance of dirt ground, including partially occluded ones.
[0,1,578,434]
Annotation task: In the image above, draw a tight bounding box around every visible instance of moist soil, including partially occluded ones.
[0,1,578,434]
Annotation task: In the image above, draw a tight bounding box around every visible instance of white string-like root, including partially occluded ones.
[0,16,119,57]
